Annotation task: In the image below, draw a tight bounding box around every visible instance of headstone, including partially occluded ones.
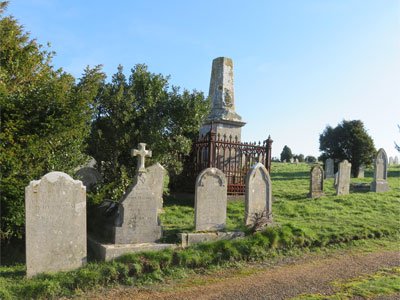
[195,168,227,231]
[308,165,325,198]
[336,160,351,195]
[357,164,365,178]
[394,156,399,165]
[334,171,338,186]
[289,158,294,163]
[114,144,161,243]
[75,167,102,191]
[245,163,273,225]
[389,157,394,165]
[295,158,299,165]
[283,159,287,163]
[25,172,86,277]
[325,158,334,179]
[146,162,166,213]
[370,148,389,192]
[199,57,246,140]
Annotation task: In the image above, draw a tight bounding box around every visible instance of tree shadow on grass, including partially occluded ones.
[271,171,309,181]
[164,193,194,207]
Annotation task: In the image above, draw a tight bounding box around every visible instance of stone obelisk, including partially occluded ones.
[199,57,246,141]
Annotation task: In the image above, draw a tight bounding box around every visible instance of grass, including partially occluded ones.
[290,267,400,299]
[1,162,399,300]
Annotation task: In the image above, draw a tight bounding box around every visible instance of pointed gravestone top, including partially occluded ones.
[132,143,152,173]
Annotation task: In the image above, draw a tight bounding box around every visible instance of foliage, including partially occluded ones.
[319,120,376,177]
[304,156,316,163]
[0,4,105,240]
[280,145,293,162]
[86,64,209,202]
[294,154,304,162]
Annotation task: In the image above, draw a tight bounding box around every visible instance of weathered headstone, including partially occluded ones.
[245,163,273,225]
[308,165,325,198]
[336,160,351,195]
[371,148,389,192]
[289,158,294,163]
[195,168,227,231]
[146,162,166,213]
[325,158,334,179]
[25,172,86,277]
[114,144,161,243]
[389,156,394,166]
[394,156,399,165]
[75,167,102,191]
[357,164,365,178]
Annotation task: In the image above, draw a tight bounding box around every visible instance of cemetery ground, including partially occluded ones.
[1,163,399,299]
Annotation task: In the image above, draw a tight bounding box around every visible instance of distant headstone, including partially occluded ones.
[289,158,294,163]
[114,144,161,244]
[334,171,338,186]
[389,157,394,166]
[336,160,351,195]
[394,156,399,165]
[195,168,227,231]
[325,158,334,179]
[371,148,389,192]
[308,165,325,198]
[146,162,166,213]
[75,167,102,191]
[25,172,86,277]
[357,164,365,178]
[245,163,273,225]
[283,159,287,163]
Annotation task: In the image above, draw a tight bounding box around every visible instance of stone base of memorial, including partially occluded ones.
[88,236,176,261]
[370,180,389,193]
[177,231,245,248]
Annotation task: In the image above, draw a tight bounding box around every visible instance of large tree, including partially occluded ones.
[280,145,293,162]
[86,64,210,202]
[0,2,105,240]
[319,120,376,177]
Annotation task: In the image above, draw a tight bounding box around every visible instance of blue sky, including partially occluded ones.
[6,0,400,159]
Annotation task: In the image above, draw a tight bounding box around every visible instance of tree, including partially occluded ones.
[280,145,293,162]
[0,3,105,240]
[86,64,210,202]
[294,154,304,162]
[305,156,317,163]
[319,120,376,177]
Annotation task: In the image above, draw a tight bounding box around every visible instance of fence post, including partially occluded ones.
[208,122,216,168]
[266,135,273,174]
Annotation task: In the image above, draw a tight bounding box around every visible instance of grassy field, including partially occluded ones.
[1,162,399,300]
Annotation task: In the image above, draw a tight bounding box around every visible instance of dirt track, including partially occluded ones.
[81,248,399,300]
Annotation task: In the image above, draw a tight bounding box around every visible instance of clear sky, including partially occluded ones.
[6,0,400,159]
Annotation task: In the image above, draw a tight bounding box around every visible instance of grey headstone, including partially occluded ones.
[389,156,394,165]
[283,159,287,163]
[357,164,365,178]
[394,156,399,165]
[25,172,86,277]
[336,160,351,195]
[334,171,338,186]
[371,148,389,192]
[75,167,102,191]
[289,158,294,163]
[245,163,273,225]
[325,158,334,179]
[308,165,325,198]
[146,162,166,213]
[195,168,227,231]
[113,172,162,244]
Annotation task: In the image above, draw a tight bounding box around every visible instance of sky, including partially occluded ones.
[6,0,400,159]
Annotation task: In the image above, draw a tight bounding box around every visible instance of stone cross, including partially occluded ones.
[132,143,152,173]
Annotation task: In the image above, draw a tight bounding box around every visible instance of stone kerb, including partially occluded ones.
[371,148,389,192]
[308,165,325,198]
[25,172,86,278]
[195,168,227,231]
[245,163,272,225]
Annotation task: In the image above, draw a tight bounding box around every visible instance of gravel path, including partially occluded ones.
[81,249,399,300]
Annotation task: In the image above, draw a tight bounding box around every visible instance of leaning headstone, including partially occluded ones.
[357,164,365,178]
[245,163,273,225]
[371,148,389,192]
[308,165,325,198]
[325,158,334,179]
[195,168,227,231]
[336,160,351,195]
[25,172,86,277]
[394,156,399,165]
[113,143,162,243]
[75,167,102,192]
[389,157,394,166]
[146,162,166,213]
